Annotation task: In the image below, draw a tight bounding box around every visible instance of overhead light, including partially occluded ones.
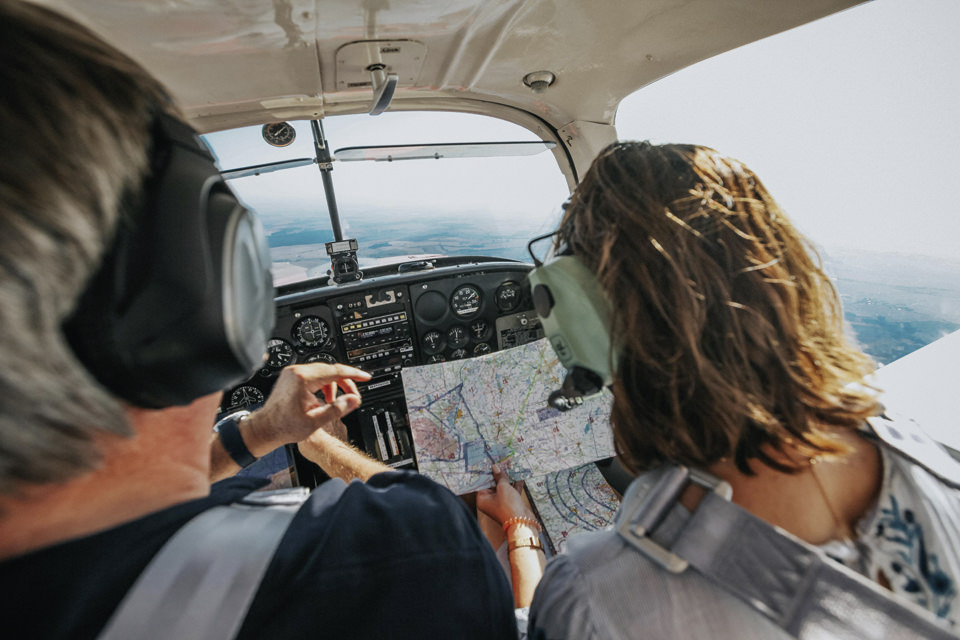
[523,71,556,94]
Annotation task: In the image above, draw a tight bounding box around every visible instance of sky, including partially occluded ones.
[614,0,960,262]
[207,112,570,231]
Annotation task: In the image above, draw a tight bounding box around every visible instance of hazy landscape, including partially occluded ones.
[823,249,960,364]
[264,213,960,366]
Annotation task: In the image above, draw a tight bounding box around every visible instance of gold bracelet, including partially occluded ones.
[508,536,544,552]
[502,515,541,534]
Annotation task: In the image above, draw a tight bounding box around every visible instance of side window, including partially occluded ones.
[615,0,960,365]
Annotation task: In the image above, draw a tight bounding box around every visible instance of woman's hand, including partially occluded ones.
[476,464,536,526]
[477,464,546,609]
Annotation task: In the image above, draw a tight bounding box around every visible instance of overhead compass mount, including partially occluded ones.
[261,122,296,147]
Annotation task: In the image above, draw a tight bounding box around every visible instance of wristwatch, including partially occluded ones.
[214,410,257,468]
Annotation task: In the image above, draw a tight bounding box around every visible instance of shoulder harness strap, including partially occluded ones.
[98,481,345,640]
[617,466,956,639]
[865,408,960,488]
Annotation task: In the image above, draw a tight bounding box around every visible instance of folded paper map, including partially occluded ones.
[403,340,614,494]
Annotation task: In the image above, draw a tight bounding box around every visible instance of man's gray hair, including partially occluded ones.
[0,1,176,494]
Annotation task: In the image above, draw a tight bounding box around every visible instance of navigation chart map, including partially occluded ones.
[402,340,614,494]
[526,463,619,553]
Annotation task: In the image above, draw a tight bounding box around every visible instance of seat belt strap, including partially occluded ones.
[618,466,956,639]
[98,481,344,640]
[866,409,960,488]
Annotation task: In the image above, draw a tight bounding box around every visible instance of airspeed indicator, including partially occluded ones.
[451,285,481,317]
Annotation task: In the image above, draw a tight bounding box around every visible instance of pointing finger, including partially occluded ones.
[306,392,361,423]
[287,363,371,391]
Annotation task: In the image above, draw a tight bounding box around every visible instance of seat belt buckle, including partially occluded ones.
[616,465,732,573]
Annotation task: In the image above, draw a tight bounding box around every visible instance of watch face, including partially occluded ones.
[214,408,252,431]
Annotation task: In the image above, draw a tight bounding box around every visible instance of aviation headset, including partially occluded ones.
[526,232,619,410]
[65,113,274,409]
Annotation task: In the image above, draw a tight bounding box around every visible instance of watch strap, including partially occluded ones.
[216,412,257,468]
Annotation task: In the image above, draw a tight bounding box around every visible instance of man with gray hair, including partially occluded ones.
[0,2,516,638]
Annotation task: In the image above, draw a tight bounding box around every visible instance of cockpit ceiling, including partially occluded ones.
[38,0,865,133]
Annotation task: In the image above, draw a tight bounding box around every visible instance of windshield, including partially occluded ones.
[204,112,570,286]
[615,0,960,367]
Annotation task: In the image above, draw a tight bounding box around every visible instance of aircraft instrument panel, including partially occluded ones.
[219,258,543,483]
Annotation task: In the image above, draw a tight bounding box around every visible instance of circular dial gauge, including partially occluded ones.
[293,316,330,347]
[450,348,468,360]
[470,319,490,341]
[473,343,492,356]
[422,330,444,354]
[230,385,265,408]
[426,354,446,364]
[451,285,482,317]
[262,122,296,147]
[495,281,522,312]
[447,325,469,349]
[306,352,337,364]
[265,338,295,370]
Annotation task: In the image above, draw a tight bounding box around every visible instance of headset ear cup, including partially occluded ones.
[211,191,274,375]
[528,255,617,390]
[64,114,274,408]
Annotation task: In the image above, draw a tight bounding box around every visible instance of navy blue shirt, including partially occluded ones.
[0,471,517,639]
